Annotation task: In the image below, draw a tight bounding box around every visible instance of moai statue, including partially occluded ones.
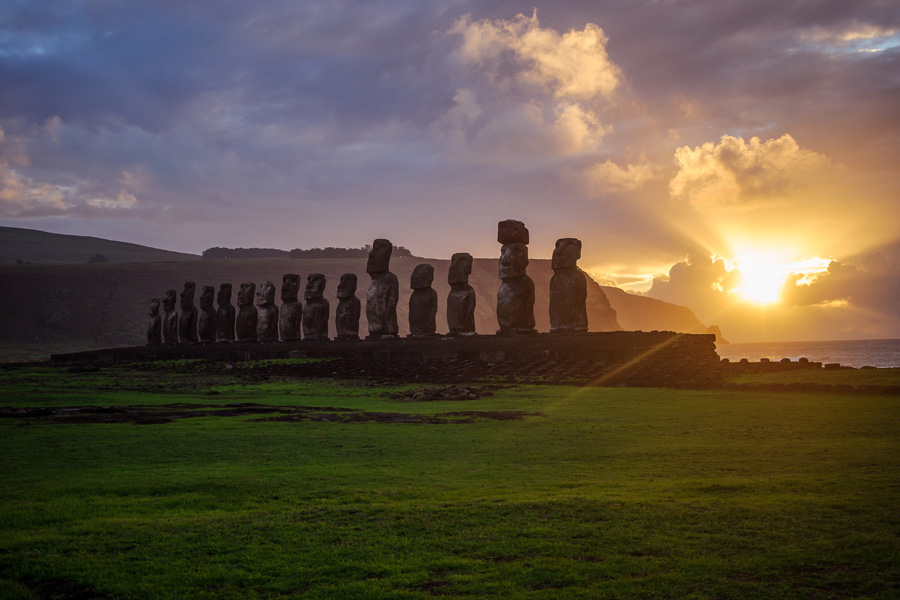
[408,264,437,337]
[496,220,536,334]
[215,283,236,342]
[235,282,258,341]
[335,273,361,341]
[162,289,178,344]
[178,282,199,343]
[550,238,588,334]
[302,273,330,341]
[147,298,162,345]
[279,274,303,342]
[197,285,217,342]
[365,238,399,340]
[256,281,279,342]
[447,252,476,336]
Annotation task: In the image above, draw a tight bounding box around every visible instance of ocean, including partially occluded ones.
[715,338,900,369]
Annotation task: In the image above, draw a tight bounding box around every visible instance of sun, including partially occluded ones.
[735,255,784,305]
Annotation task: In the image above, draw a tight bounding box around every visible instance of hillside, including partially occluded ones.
[0,226,199,264]
[0,253,717,359]
[601,286,709,334]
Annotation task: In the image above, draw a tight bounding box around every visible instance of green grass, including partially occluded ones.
[1,364,898,598]
[727,366,900,386]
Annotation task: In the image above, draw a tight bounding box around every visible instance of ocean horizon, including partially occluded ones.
[715,338,900,369]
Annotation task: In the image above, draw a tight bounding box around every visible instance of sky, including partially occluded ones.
[1,0,899,342]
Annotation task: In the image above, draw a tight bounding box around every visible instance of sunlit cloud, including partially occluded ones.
[450,10,620,100]
[0,161,70,217]
[440,11,619,161]
[801,21,900,53]
[669,134,832,208]
[582,155,658,192]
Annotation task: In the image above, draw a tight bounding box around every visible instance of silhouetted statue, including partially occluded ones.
[496,220,535,334]
[279,274,303,342]
[365,239,399,340]
[197,285,216,342]
[302,273,329,341]
[179,282,199,343]
[408,264,437,337]
[236,282,258,341]
[335,273,361,340]
[446,252,476,336]
[550,238,588,333]
[162,289,178,344]
[147,298,162,345]
[215,283,236,342]
[256,281,279,342]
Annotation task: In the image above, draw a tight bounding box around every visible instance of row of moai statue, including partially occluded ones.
[147,222,588,345]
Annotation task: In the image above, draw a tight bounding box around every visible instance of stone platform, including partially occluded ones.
[51,331,715,365]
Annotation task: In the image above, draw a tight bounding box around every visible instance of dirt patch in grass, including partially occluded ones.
[20,576,108,600]
[0,403,540,425]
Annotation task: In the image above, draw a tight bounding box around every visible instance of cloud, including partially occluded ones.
[648,253,741,321]
[669,134,833,208]
[87,191,138,210]
[450,11,620,100]
[645,248,900,342]
[801,21,900,52]
[783,252,900,311]
[438,11,620,161]
[0,160,70,217]
[582,156,658,192]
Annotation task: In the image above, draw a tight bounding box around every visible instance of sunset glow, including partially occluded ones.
[734,255,783,305]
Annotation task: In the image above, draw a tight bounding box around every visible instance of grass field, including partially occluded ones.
[1,363,898,599]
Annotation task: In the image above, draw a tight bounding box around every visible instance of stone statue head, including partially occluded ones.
[163,289,177,312]
[256,281,276,306]
[366,239,392,274]
[281,274,300,303]
[305,273,326,300]
[180,282,196,309]
[338,273,357,298]
[237,282,255,307]
[499,243,528,280]
[552,238,582,270]
[217,283,232,306]
[411,264,434,290]
[199,285,215,309]
[150,297,160,316]
[448,253,473,285]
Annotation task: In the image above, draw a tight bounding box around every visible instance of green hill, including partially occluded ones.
[0,226,199,264]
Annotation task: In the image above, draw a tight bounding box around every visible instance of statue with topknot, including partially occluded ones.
[496,220,535,334]
[365,239,399,340]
